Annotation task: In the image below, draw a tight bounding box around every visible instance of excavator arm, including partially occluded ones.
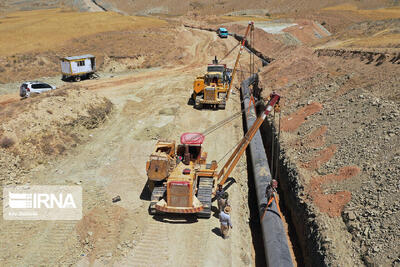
[226,21,254,100]
[215,92,280,188]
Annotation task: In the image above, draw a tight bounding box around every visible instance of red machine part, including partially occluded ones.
[180,133,205,145]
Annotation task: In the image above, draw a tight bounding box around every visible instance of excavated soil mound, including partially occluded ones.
[259,44,399,266]
[0,87,113,184]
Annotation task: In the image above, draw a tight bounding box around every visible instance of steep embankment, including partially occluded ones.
[258,38,399,267]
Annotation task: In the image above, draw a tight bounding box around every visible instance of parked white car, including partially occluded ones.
[20,81,56,98]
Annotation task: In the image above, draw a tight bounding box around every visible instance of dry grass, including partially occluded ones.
[312,5,400,48]
[0,87,114,168]
[341,34,400,48]
[322,5,400,20]
[0,9,167,56]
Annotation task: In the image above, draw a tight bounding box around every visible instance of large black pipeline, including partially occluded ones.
[183,25,274,66]
[241,74,293,267]
[233,34,274,66]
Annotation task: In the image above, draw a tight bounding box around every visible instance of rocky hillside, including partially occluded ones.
[258,35,399,267]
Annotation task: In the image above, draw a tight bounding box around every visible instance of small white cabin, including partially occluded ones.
[60,54,96,76]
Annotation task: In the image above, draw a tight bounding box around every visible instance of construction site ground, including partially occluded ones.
[0,27,262,266]
[0,2,399,266]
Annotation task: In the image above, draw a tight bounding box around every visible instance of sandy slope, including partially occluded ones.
[0,28,256,267]
[82,0,105,12]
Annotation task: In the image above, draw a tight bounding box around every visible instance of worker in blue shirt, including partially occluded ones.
[219,206,232,239]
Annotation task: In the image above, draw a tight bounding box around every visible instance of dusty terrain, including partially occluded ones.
[0,1,399,267]
[0,9,172,83]
[248,7,400,267]
[180,4,399,265]
[263,51,399,265]
[0,26,257,266]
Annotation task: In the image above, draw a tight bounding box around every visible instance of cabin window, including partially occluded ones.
[77,60,85,67]
[31,84,51,89]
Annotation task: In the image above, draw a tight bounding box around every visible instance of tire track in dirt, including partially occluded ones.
[17,221,77,266]
[117,219,169,266]
[176,219,210,267]
[84,27,222,92]
[116,216,211,266]
[1,27,251,267]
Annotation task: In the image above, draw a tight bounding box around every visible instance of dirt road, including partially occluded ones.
[1,28,255,266]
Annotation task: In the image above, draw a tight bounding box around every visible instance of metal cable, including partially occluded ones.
[271,110,275,178]
[221,43,240,62]
[217,137,246,164]
[275,111,281,180]
[201,98,264,137]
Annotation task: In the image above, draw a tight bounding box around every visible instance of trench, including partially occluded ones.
[240,74,326,266]
[241,97,267,267]
[180,23,324,265]
[239,75,293,266]
[259,114,326,266]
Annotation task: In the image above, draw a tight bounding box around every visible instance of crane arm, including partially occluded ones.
[226,21,254,100]
[215,92,280,188]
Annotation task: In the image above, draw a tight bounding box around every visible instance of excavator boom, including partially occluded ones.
[216,92,280,188]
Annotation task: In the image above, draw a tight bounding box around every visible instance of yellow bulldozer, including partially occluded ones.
[145,92,281,218]
[192,56,231,110]
[146,133,214,217]
[191,21,254,111]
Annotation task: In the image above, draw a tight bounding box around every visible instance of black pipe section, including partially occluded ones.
[92,0,108,11]
[241,74,293,267]
[233,34,274,66]
[182,25,274,65]
[261,119,325,266]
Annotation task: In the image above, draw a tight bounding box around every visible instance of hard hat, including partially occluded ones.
[224,206,231,214]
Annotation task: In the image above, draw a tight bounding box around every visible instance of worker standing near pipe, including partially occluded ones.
[219,206,233,239]
[214,184,225,214]
[265,179,278,206]
[219,192,230,213]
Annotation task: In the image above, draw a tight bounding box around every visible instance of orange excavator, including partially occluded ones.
[145,92,280,218]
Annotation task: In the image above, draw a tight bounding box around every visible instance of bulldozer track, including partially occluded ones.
[11,221,77,266]
[197,177,213,218]
[179,219,210,267]
[149,185,166,215]
[119,220,170,266]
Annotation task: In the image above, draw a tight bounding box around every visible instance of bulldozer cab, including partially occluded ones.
[205,73,222,86]
[206,56,227,85]
[178,133,205,165]
[207,64,225,73]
